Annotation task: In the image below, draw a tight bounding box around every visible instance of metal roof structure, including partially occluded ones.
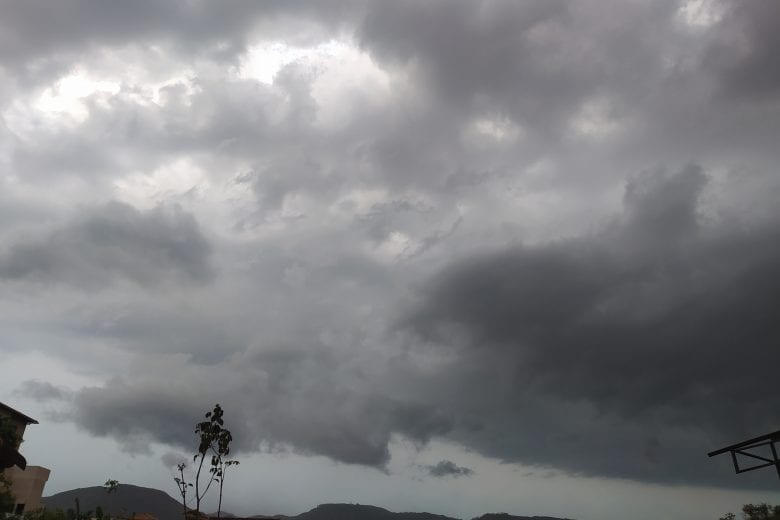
[708,430,780,480]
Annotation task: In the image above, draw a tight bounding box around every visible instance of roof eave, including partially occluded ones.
[0,402,39,425]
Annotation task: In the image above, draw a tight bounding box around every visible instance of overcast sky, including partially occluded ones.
[2,1,780,519]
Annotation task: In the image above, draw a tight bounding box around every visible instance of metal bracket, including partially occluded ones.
[709,430,780,480]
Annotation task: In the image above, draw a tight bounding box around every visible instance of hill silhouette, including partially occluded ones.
[43,485,184,520]
[295,504,457,520]
[473,514,574,520]
[43,486,575,520]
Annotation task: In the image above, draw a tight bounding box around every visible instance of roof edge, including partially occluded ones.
[0,402,39,425]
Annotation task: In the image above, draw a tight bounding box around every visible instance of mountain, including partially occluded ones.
[43,486,575,520]
[473,514,574,520]
[269,504,573,520]
[42,484,184,520]
[293,504,458,520]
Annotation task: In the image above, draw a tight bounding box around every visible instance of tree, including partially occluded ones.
[24,507,68,520]
[0,416,21,513]
[742,503,780,519]
[94,478,119,520]
[719,503,780,520]
[191,404,236,519]
[215,459,239,520]
[103,480,120,494]
[173,463,192,520]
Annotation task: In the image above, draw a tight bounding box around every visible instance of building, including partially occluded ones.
[0,402,51,514]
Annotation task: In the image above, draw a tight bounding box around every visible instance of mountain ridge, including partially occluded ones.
[42,484,184,520]
[43,486,575,520]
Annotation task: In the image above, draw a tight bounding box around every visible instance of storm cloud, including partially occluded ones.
[0,201,213,288]
[401,165,780,485]
[71,346,452,465]
[2,1,780,515]
[59,167,780,486]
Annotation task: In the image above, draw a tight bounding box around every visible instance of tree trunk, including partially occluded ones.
[194,454,206,516]
[217,472,224,520]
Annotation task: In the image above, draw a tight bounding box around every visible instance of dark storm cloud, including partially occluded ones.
[350,0,780,190]
[72,345,451,466]
[74,379,208,455]
[347,0,764,205]
[400,165,780,485]
[3,0,780,500]
[0,201,213,288]
[66,166,780,486]
[356,1,671,136]
[426,460,474,479]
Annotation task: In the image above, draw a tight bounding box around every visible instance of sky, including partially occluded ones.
[1,1,780,519]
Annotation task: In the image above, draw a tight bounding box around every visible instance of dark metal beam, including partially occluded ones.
[709,430,780,481]
[708,430,780,457]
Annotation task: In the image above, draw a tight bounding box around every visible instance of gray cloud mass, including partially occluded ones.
[56,166,780,487]
[401,166,780,485]
[427,460,475,479]
[13,380,71,402]
[2,0,780,503]
[0,201,213,288]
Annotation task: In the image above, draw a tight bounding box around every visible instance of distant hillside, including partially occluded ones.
[43,487,575,520]
[272,504,573,520]
[293,504,458,520]
[43,484,184,520]
[473,514,574,520]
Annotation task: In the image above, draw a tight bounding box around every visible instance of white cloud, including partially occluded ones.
[34,70,121,123]
[677,0,725,30]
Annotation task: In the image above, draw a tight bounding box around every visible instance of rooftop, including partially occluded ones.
[0,402,39,425]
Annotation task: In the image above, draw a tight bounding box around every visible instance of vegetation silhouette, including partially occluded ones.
[175,404,238,520]
[0,416,21,513]
[719,503,780,520]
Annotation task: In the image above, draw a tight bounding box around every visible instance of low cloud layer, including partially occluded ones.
[71,352,452,465]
